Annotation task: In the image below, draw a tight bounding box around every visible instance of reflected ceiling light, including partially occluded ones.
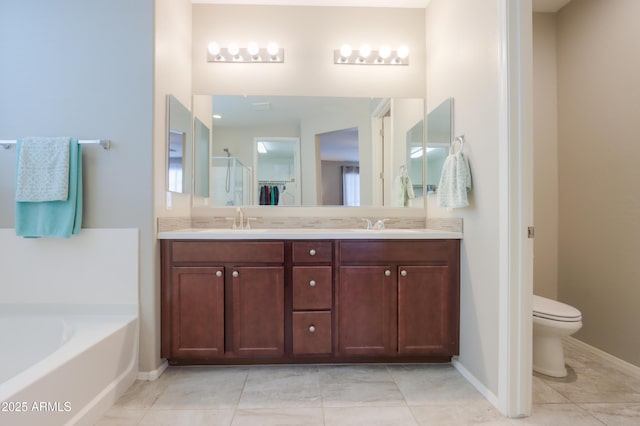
[213,114,222,119]
[257,142,268,154]
[410,147,423,158]
[207,41,284,63]
[333,44,409,65]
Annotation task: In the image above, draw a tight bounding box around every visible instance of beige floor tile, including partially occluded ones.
[94,407,147,426]
[509,404,604,425]
[139,408,235,426]
[322,381,407,408]
[532,375,571,404]
[388,364,486,405]
[231,407,324,425]
[410,400,511,426]
[152,367,248,409]
[237,365,322,409]
[324,406,418,426]
[580,403,640,426]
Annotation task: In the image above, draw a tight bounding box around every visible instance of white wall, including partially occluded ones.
[151,0,194,373]
[0,0,155,370]
[532,13,559,299]
[191,5,425,98]
[426,0,503,397]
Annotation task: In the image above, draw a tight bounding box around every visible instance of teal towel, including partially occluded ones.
[15,140,83,238]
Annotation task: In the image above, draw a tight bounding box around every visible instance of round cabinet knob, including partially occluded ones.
[385,270,391,276]
[309,325,316,333]
[216,271,222,277]
[309,280,316,287]
[401,270,408,277]
[309,249,317,256]
[232,271,239,278]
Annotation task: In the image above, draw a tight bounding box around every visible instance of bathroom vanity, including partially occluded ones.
[159,229,461,365]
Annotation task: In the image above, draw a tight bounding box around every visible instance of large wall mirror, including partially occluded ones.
[167,95,193,194]
[193,95,426,208]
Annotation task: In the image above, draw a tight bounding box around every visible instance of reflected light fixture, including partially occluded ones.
[334,44,409,65]
[207,41,284,63]
[257,142,268,154]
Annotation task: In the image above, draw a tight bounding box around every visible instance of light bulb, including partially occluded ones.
[207,42,221,56]
[340,44,352,58]
[359,44,372,59]
[247,42,259,57]
[267,42,279,57]
[379,44,391,59]
[397,45,409,59]
[228,42,240,57]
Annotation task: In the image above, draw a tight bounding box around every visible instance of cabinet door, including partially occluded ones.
[171,267,224,358]
[338,266,395,355]
[397,265,455,355]
[232,266,285,357]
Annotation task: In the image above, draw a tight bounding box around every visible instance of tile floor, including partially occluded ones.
[97,339,640,425]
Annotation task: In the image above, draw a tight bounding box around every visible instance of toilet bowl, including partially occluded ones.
[532,295,582,377]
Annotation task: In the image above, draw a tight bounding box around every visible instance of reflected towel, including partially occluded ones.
[15,137,71,202]
[437,146,472,209]
[393,175,415,207]
[15,140,83,238]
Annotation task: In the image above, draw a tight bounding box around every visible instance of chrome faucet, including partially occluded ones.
[361,218,373,230]
[373,218,388,230]
[236,207,244,229]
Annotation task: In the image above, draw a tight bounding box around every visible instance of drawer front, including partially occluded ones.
[339,240,457,263]
[171,241,284,263]
[293,266,332,310]
[292,241,332,263]
[292,311,332,355]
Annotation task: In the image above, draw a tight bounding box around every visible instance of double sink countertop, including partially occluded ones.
[158,228,463,240]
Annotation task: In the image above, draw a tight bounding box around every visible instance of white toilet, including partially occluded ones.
[532,295,582,377]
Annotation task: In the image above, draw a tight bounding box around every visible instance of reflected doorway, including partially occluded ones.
[317,128,360,206]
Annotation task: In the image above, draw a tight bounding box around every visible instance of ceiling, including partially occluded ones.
[193,0,572,12]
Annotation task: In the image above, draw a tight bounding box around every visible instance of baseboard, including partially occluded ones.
[566,337,640,379]
[452,357,501,411]
[137,359,168,381]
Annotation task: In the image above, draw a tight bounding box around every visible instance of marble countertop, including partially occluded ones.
[158,228,463,240]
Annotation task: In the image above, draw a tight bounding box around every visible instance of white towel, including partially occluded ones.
[393,175,415,207]
[437,139,472,209]
[16,137,71,202]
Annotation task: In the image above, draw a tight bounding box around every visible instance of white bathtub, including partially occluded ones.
[0,305,138,426]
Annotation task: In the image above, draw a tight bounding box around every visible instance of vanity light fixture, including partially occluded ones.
[334,44,409,65]
[207,41,284,63]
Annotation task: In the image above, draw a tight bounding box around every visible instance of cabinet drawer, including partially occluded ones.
[292,241,332,263]
[340,240,456,263]
[293,266,332,310]
[292,311,332,354]
[171,241,284,263]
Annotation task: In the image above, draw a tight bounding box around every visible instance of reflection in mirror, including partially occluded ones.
[319,128,359,206]
[211,151,251,206]
[255,138,301,205]
[403,120,424,206]
[193,118,210,197]
[167,95,193,194]
[426,98,454,195]
[195,95,424,207]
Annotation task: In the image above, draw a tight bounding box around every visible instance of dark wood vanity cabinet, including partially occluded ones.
[338,240,460,357]
[161,240,285,361]
[161,237,459,364]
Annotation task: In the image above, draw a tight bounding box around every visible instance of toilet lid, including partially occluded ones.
[533,295,582,322]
